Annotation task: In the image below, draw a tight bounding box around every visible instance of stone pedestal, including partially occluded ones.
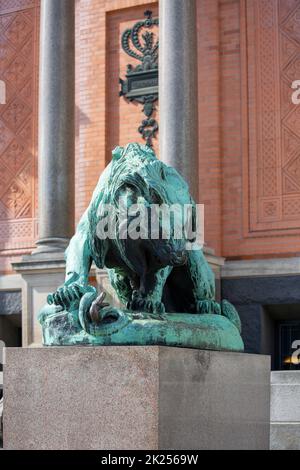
[4,347,270,450]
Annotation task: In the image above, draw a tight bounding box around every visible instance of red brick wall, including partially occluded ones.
[198,0,222,255]
[75,0,158,224]
[219,0,243,258]
[106,3,159,163]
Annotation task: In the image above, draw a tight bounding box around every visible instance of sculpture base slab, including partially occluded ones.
[4,347,270,450]
[40,308,244,352]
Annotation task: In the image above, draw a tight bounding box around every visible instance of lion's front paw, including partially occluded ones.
[198,280,215,300]
[127,292,165,314]
[195,300,221,315]
[48,282,95,311]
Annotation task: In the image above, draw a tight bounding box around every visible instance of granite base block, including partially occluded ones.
[270,371,300,450]
[4,347,270,450]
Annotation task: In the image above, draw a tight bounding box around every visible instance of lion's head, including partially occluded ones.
[89,143,195,272]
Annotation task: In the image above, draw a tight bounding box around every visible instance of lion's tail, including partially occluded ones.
[221,300,242,333]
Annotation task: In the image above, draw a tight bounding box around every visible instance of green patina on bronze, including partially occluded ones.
[39,143,244,351]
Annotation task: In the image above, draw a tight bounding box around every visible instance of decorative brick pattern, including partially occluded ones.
[243,0,300,233]
[0,1,38,269]
[220,0,300,258]
[0,1,34,14]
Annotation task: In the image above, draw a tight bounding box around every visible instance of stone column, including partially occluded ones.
[159,0,199,202]
[35,0,75,254]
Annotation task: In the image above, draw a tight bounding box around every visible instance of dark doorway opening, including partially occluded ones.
[277,321,300,371]
[262,304,300,370]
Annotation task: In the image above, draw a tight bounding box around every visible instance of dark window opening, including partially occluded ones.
[262,304,300,370]
[277,321,300,371]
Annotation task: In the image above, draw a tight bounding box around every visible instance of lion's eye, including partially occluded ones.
[150,189,163,205]
[125,184,136,193]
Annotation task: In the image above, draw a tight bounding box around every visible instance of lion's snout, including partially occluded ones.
[169,250,187,266]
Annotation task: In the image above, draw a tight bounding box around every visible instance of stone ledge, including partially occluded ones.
[222,257,300,278]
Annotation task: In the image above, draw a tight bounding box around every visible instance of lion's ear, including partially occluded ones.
[112,146,123,161]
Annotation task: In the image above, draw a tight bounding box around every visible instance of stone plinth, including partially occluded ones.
[4,347,270,450]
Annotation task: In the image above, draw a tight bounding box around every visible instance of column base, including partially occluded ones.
[32,237,70,255]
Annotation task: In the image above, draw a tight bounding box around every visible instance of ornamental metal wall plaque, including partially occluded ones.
[119,10,159,147]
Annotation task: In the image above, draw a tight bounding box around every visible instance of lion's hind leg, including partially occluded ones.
[187,249,221,315]
[127,267,172,314]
